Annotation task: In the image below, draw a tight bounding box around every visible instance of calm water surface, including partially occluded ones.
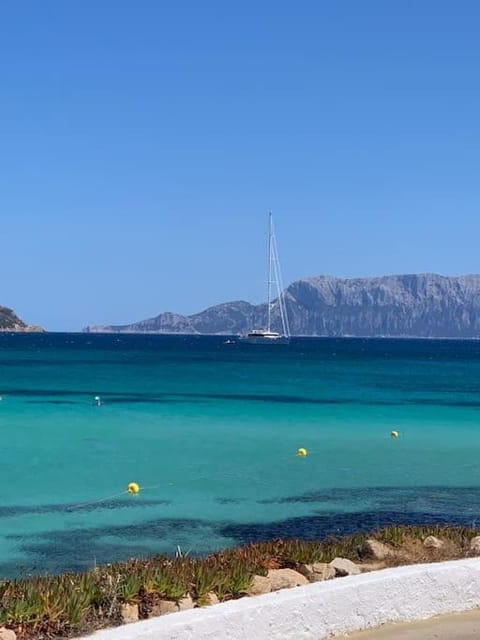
[0,333,479,576]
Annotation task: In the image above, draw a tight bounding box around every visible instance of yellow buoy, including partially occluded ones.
[390,430,399,439]
[297,448,308,457]
[127,482,140,494]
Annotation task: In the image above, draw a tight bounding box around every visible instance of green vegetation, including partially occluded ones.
[0,306,44,332]
[0,525,478,639]
[0,306,26,330]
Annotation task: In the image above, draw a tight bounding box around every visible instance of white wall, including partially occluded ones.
[82,557,480,640]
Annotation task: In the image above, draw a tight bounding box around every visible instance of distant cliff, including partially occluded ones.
[0,306,44,332]
[83,274,480,338]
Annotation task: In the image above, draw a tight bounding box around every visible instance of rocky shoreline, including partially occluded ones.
[113,532,480,627]
[0,305,44,332]
[0,325,44,333]
[0,525,479,639]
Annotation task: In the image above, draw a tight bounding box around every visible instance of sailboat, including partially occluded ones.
[240,213,290,344]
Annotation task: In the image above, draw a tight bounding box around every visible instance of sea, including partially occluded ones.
[1,332,480,578]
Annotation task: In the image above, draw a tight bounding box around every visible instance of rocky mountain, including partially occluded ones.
[0,306,44,332]
[83,274,480,338]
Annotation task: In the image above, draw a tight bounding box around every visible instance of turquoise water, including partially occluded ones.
[1,333,480,576]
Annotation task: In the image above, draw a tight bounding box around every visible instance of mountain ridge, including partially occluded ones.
[83,273,480,338]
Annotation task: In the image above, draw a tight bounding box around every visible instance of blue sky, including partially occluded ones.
[1,1,480,330]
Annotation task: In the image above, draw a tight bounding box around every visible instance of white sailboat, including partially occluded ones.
[240,213,290,344]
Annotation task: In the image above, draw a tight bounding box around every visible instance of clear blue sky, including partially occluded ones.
[1,1,480,331]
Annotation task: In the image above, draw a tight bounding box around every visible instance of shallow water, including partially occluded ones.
[0,333,479,577]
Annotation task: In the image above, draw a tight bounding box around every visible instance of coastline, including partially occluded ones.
[0,334,479,638]
[1,525,480,639]
[0,326,45,333]
[79,557,480,640]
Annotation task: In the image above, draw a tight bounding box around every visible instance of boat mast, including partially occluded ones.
[266,212,273,332]
[271,219,290,337]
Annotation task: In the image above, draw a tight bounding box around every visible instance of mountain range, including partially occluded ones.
[83,273,480,338]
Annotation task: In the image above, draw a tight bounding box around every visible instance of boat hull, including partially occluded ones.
[239,335,290,345]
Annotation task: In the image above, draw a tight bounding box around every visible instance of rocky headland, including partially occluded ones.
[0,306,44,332]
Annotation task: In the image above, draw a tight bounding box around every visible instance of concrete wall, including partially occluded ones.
[83,557,480,640]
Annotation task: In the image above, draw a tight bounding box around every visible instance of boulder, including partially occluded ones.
[120,603,139,624]
[469,536,480,554]
[299,562,336,582]
[201,591,219,606]
[0,629,16,640]
[267,568,309,591]
[361,539,393,560]
[150,600,178,617]
[423,535,444,549]
[329,557,361,577]
[177,595,194,610]
[247,575,272,596]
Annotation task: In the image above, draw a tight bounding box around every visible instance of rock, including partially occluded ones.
[177,595,194,610]
[120,603,139,624]
[423,535,444,549]
[201,591,219,606]
[361,539,393,561]
[329,557,361,577]
[150,600,178,617]
[247,575,272,596]
[0,629,16,640]
[470,536,480,554]
[267,568,309,591]
[299,562,336,582]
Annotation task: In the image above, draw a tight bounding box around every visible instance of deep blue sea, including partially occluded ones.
[1,333,480,577]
